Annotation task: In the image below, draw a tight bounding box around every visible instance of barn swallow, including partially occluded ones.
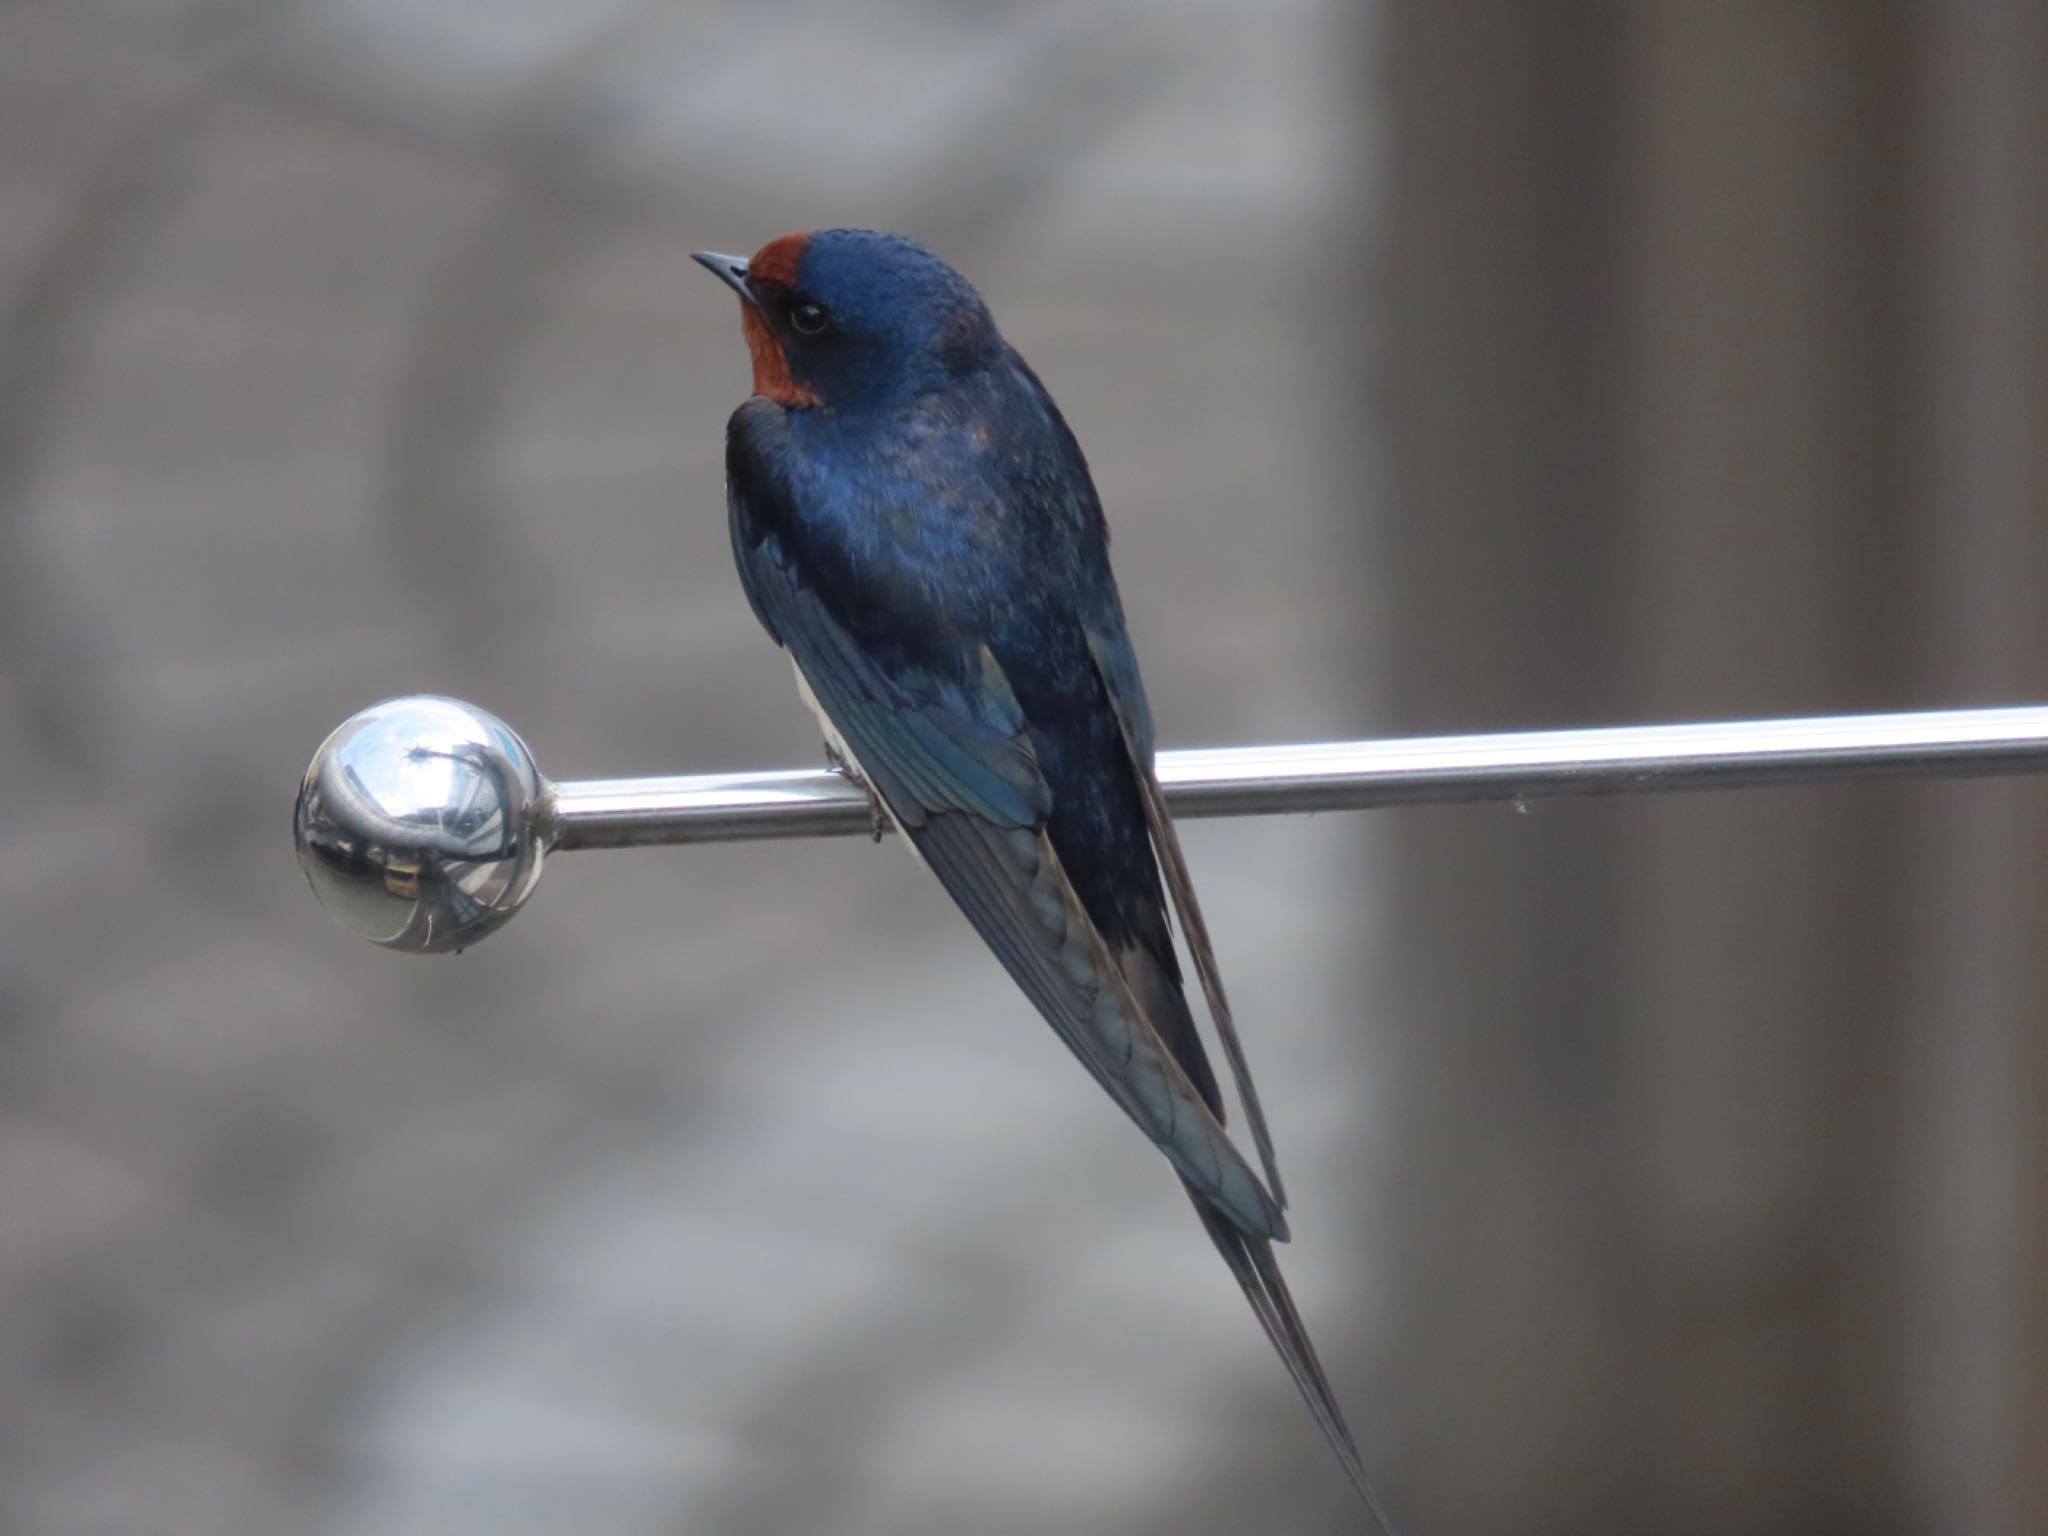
[696,229,1393,1529]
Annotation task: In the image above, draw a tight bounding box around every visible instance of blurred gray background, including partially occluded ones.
[1,3,2041,1535]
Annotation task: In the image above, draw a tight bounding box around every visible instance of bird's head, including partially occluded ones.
[692,230,1002,413]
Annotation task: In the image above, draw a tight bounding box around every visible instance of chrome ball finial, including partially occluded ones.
[293,696,547,953]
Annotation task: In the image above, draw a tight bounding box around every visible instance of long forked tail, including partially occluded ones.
[1184,1183,1399,1534]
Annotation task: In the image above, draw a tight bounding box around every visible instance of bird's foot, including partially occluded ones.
[824,739,888,843]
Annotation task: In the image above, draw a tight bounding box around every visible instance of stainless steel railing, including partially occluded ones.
[294,696,2048,952]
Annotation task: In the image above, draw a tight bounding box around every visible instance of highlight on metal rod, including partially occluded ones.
[294,695,2048,954]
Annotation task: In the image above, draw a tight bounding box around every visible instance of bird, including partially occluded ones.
[693,228,1393,1530]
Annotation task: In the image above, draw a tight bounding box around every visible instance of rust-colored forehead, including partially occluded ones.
[747,232,808,289]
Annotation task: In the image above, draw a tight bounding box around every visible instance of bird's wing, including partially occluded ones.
[1084,624,1288,1209]
[727,432,1285,1241]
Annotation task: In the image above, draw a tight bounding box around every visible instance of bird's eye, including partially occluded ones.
[789,298,830,336]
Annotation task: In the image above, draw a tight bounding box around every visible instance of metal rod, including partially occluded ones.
[540,704,2048,850]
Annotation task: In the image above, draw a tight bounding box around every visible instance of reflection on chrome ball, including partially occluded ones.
[294,696,546,953]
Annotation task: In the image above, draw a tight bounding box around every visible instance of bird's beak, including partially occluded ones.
[692,250,757,309]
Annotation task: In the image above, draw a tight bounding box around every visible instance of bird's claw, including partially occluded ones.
[824,740,888,843]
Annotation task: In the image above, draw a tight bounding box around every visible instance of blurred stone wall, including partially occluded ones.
[0,4,1384,1534]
